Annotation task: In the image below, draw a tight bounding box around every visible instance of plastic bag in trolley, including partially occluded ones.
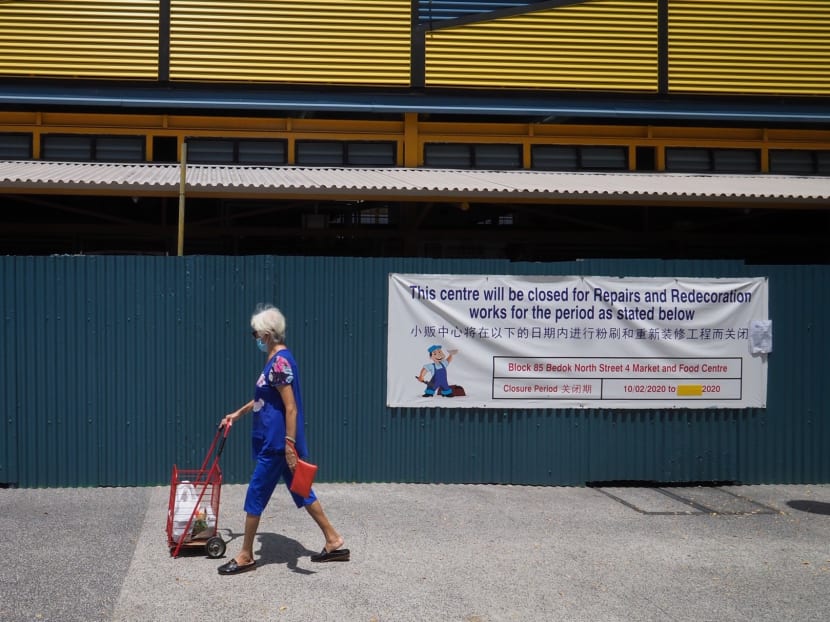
[171,481,216,542]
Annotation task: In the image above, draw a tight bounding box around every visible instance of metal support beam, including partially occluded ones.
[177,142,186,256]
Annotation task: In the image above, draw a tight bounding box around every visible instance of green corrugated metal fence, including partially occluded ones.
[1,255,828,488]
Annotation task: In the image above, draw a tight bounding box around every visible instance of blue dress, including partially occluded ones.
[244,347,316,514]
[251,348,308,459]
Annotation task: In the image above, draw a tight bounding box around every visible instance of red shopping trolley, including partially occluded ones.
[166,423,230,558]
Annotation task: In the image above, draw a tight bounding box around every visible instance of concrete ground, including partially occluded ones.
[1,482,828,621]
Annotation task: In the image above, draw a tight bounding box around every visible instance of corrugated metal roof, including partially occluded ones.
[1,160,828,204]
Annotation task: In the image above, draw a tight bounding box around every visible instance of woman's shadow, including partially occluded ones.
[786,500,830,516]
[252,532,318,574]
[185,530,316,574]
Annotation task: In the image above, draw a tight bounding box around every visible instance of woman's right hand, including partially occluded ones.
[220,400,253,429]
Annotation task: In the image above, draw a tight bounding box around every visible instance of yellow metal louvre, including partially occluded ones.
[425,0,658,91]
[0,0,159,79]
[170,0,410,85]
[670,0,830,95]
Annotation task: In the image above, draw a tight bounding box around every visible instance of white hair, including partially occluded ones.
[250,304,286,343]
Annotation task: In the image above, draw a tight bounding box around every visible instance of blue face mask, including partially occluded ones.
[256,337,268,352]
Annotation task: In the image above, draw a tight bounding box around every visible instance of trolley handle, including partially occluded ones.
[198,422,231,473]
[216,421,231,459]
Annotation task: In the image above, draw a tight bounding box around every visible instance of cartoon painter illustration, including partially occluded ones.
[416,344,462,397]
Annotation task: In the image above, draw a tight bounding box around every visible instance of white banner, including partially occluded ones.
[386,274,769,409]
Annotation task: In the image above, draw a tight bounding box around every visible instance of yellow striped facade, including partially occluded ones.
[0,0,159,78]
[170,0,411,84]
[669,0,830,95]
[425,0,658,91]
[0,1,827,95]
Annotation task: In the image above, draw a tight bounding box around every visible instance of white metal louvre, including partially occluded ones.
[425,0,658,91]
[170,0,411,85]
[669,0,830,95]
[0,0,159,78]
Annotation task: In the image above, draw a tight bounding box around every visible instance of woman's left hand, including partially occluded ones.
[285,442,297,472]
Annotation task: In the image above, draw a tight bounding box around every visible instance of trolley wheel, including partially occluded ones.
[206,536,226,559]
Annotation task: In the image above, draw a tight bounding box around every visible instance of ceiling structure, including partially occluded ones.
[2,161,828,262]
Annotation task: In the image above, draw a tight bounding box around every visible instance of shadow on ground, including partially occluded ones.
[786,500,830,516]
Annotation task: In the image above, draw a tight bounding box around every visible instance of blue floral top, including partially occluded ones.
[250,348,308,458]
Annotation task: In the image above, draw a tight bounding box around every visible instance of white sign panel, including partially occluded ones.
[386,274,769,409]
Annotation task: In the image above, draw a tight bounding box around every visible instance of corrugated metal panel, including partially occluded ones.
[0,0,159,79]
[669,0,830,95]
[169,0,410,84]
[2,161,828,204]
[2,256,829,488]
[756,265,829,484]
[425,0,658,90]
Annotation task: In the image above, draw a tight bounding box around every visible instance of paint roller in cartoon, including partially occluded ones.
[416,344,464,397]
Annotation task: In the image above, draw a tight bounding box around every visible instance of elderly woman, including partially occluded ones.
[218,304,348,575]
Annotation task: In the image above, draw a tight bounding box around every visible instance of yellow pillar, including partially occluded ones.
[404,112,419,167]
[177,142,187,256]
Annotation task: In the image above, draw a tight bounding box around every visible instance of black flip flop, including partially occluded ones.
[217,559,257,575]
[310,547,350,562]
